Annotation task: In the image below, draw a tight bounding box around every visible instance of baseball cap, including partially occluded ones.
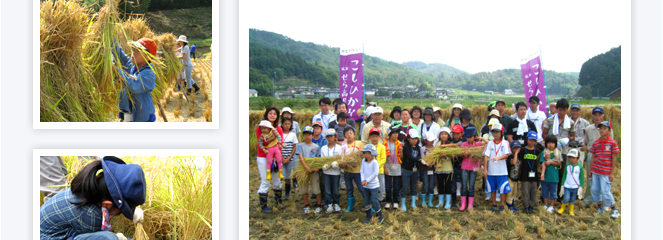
[488,118,499,126]
[527,131,538,140]
[511,140,522,149]
[424,132,436,142]
[439,127,451,136]
[372,106,384,114]
[495,99,506,105]
[528,96,540,103]
[490,123,503,132]
[567,149,579,158]
[129,38,157,57]
[489,109,500,118]
[325,129,337,137]
[451,125,464,133]
[597,121,612,130]
[570,104,581,110]
[312,121,323,128]
[365,106,375,116]
[302,126,314,133]
[408,129,420,138]
[369,127,381,135]
[592,107,604,114]
[463,126,477,139]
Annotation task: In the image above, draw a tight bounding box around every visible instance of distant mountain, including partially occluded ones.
[250,29,442,88]
[563,72,580,78]
[575,46,621,99]
[402,61,466,78]
[438,68,580,95]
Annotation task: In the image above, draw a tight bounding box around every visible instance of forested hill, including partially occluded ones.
[402,61,467,78]
[575,46,621,98]
[250,29,444,88]
[438,68,581,95]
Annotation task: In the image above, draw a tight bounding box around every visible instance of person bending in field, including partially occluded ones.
[112,37,158,122]
[40,157,146,240]
[482,123,512,213]
[258,120,284,180]
[589,121,620,219]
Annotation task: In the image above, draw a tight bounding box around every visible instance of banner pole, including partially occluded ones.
[362,43,365,112]
[539,45,550,115]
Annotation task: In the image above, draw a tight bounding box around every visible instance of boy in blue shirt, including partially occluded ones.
[112,37,158,122]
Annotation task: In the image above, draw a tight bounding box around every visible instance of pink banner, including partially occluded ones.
[520,55,547,113]
[339,46,363,119]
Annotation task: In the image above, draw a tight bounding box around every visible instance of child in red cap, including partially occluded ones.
[113,37,158,122]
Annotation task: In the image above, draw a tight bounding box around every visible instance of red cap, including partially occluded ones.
[369,127,380,134]
[451,125,464,133]
[130,38,157,57]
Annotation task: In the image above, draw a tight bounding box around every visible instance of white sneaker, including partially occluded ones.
[326,204,333,213]
[314,206,322,214]
[547,206,554,213]
[333,204,342,213]
[304,206,311,214]
[485,196,491,201]
[393,203,399,209]
[434,188,439,195]
[496,196,501,202]
[385,203,391,209]
[610,209,620,218]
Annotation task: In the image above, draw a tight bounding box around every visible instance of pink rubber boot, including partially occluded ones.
[467,197,475,211]
[459,196,467,211]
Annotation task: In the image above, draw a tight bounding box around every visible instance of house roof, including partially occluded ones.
[249,89,258,93]
[606,87,621,96]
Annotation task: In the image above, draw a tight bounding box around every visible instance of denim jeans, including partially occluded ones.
[563,187,579,204]
[461,170,477,197]
[421,173,435,195]
[583,152,594,204]
[282,159,298,180]
[74,231,119,240]
[591,175,615,206]
[541,182,558,200]
[344,172,365,199]
[385,175,401,203]
[363,187,381,211]
[451,167,462,196]
[323,174,340,205]
[400,169,419,198]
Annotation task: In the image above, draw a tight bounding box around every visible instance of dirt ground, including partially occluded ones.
[158,58,213,122]
[248,160,622,239]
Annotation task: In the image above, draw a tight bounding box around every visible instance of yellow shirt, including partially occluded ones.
[373,142,387,174]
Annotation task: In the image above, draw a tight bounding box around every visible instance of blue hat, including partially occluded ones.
[463,126,477,139]
[362,144,378,156]
[592,107,604,114]
[511,140,522,149]
[302,126,314,133]
[101,156,146,221]
[570,103,581,110]
[597,121,612,130]
[527,131,538,140]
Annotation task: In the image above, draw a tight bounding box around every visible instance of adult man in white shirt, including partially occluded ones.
[525,96,547,143]
[312,97,336,133]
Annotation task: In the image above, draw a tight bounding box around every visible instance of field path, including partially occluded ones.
[159,58,213,122]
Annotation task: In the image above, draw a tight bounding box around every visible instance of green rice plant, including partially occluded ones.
[302,99,317,108]
[281,98,300,108]
[257,97,276,109]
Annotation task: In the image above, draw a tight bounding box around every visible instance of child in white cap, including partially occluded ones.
[557,149,584,216]
[360,144,384,224]
[258,120,284,180]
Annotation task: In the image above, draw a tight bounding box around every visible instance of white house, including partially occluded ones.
[504,89,514,95]
[249,89,258,97]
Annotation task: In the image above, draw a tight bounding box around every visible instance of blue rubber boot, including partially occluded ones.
[444,194,452,209]
[363,208,373,224]
[400,198,407,212]
[274,189,283,208]
[343,197,355,212]
[376,209,384,224]
[411,195,417,209]
[284,183,291,200]
[428,194,435,208]
[436,194,445,208]
[259,193,272,213]
[420,193,426,207]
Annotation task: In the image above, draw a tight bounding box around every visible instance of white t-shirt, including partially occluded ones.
[361,159,380,189]
[526,109,547,142]
[321,144,343,175]
[281,131,299,160]
[563,164,583,189]
[483,140,511,176]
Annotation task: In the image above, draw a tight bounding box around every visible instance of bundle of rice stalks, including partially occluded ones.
[293,152,364,183]
[153,33,180,87]
[40,0,106,122]
[421,146,485,166]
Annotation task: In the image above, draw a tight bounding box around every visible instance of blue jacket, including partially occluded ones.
[113,43,156,122]
[40,189,103,240]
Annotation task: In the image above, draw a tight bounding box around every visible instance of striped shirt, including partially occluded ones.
[589,137,620,176]
[281,131,299,160]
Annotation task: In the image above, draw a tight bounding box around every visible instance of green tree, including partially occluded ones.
[249,67,272,96]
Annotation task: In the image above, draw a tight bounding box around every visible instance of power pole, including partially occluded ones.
[273,71,276,97]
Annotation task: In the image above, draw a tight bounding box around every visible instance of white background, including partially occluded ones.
[0,0,661,239]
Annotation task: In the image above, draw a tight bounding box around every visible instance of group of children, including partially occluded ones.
[257,103,620,223]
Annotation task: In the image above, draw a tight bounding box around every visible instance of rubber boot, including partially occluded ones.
[428,194,435,208]
[400,198,407,212]
[411,196,417,209]
[444,194,452,209]
[468,197,475,211]
[343,197,355,212]
[420,194,426,208]
[376,209,384,224]
[557,203,567,214]
[284,183,291,200]
[274,189,283,208]
[187,88,192,94]
[278,169,284,179]
[459,196,467,211]
[363,208,373,224]
[266,170,272,180]
[192,82,201,93]
[436,194,444,208]
[259,193,272,213]
[569,204,575,216]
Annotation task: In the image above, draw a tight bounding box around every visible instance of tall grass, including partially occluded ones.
[57,156,212,240]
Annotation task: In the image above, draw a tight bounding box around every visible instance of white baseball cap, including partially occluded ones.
[280,107,294,115]
[424,132,436,142]
[408,129,420,138]
[372,106,384,114]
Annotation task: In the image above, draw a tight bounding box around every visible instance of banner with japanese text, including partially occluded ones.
[339,45,363,119]
[520,52,547,113]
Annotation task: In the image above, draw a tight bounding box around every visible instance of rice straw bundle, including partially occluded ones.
[153,33,180,87]
[293,152,364,183]
[134,206,149,240]
[422,146,485,167]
